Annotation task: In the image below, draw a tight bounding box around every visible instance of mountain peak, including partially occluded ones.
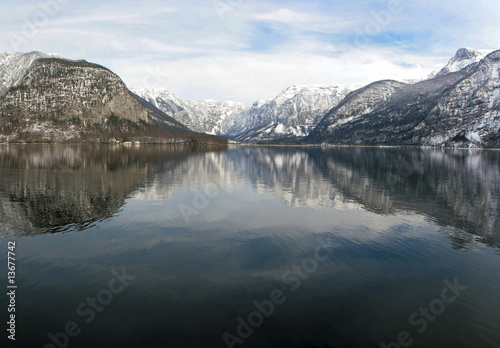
[430,48,487,79]
[453,47,482,61]
[0,51,62,97]
[131,87,178,101]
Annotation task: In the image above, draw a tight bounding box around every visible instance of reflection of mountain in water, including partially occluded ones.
[0,145,224,236]
[136,147,351,208]
[137,146,500,247]
[319,148,500,246]
[232,147,349,208]
[236,147,500,247]
[132,150,247,201]
[1,145,499,248]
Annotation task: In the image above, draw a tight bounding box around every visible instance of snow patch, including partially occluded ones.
[274,123,285,134]
[0,51,60,97]
[430,48,491,79]
[465,131,481,144]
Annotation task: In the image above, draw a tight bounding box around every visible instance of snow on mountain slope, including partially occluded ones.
[308,49,500,147]
[224,84,359,142]
[308,80,406,143]
[0,53,201,142]
[422,49,500,146]
[132,87,248,134]
[0,51,61,97]
[185,99,249,135]
[428,48,491,79]
[134,84,359,141]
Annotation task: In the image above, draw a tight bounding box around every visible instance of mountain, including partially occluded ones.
[133,85,358,143]
[132,87,249,135]
[3,48,498,147]
[225,85,358,142]
[0,52,226,144]
[0,51,60,97]
[307,80,405,142]
[308,49,500,147]
[428,48,489,79]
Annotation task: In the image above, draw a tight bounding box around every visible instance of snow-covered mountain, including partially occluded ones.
[2,48,498,147]
[134,84,359,142]
[0,52,151,125]
[428,48,491,79]
[225,84,359,142]
[308,48,500,147]
[0,52,220,143]
[132,87,249,135]
[308,80,406,142]
[0,51,60,97]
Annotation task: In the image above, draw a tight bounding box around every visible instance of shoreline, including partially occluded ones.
[1,141,498,150]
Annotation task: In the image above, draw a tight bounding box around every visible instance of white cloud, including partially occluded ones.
[255,8,324,23]
[0,0,499,104]
[254,7,362,34]
[118,47,443,105]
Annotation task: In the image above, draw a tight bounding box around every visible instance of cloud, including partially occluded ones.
[0,0,499,104]
[118,47,442,105]
[255,8,325,23]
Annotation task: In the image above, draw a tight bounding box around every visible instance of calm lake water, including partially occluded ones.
[1,144,500,348]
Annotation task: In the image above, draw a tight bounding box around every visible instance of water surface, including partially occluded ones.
[1,145,499,348]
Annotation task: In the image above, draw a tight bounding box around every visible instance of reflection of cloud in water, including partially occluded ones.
[1,145,499,249]
[131,151,248,201]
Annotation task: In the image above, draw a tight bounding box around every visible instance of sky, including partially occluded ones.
[1,0,499,105]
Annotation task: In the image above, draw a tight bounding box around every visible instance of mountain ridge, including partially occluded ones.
[134,48,497,145]
[135,84,361,142]
[228,84,360,142]
[1,48,499,147]
[308,49,500,147]
[0,52,226,144]
[428,48,492,79]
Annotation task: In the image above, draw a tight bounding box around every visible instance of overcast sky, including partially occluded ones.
[1,0,499,104]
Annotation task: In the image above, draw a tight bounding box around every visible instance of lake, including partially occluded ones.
[1,144,499,348]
